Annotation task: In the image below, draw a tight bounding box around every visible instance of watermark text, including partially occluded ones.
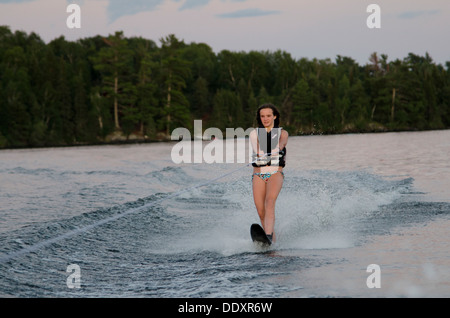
[366,264,381,288]
[66,264,81,289]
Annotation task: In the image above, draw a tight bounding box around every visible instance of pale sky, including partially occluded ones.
[1,0,449,65]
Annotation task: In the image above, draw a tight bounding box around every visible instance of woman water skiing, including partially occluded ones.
[250,104,288,243]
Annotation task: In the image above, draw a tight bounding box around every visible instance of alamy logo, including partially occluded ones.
[367,4,381,29]
[66,4,81,29]
[170,121,281,165]
[366,264,381,289]
[66,264,81,289]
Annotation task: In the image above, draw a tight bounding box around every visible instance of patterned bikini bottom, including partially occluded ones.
[252,171,285,182]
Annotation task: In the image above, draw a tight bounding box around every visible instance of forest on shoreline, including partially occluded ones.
[1,25,449,149]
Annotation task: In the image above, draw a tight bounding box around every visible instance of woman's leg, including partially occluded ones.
[263,172,284,241]
[252,175,267,230]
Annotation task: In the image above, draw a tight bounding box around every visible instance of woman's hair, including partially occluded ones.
[255,103,280,128]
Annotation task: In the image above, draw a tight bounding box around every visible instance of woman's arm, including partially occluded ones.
[279,130,289,150]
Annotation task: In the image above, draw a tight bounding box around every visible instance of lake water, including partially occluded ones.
[0,129,449,298]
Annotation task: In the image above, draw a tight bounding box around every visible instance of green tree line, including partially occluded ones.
[1,25,449,148]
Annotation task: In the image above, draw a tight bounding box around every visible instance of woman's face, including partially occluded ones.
[259,108,276,128]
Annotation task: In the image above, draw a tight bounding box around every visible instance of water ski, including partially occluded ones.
[250,224,272,246]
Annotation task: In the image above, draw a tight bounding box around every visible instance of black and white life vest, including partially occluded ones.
[252,128,286,167]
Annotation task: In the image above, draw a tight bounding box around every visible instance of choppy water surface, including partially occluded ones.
[0,130,449,297]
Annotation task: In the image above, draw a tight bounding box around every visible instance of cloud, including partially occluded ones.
[177,0,251,11]
[178,0,211,11]
[104,0,281,22]
[0,0,34,3]
[107,0,165,22]
[397,9,440,19]
[0,0,280,23]
[217,8,281,19]
[101,0,257,22]
[0,0,84,3]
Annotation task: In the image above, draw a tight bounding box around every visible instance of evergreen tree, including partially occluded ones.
[348,78,370,129]
[291,79,313,132]
[1,44,33,146]
[336,75,351,128]
[441,62,450,127]
[211,89,242,130]
[192,76,210,119]
[159,34,192,136]
[129,38,158,138]
[90,31,136,132]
